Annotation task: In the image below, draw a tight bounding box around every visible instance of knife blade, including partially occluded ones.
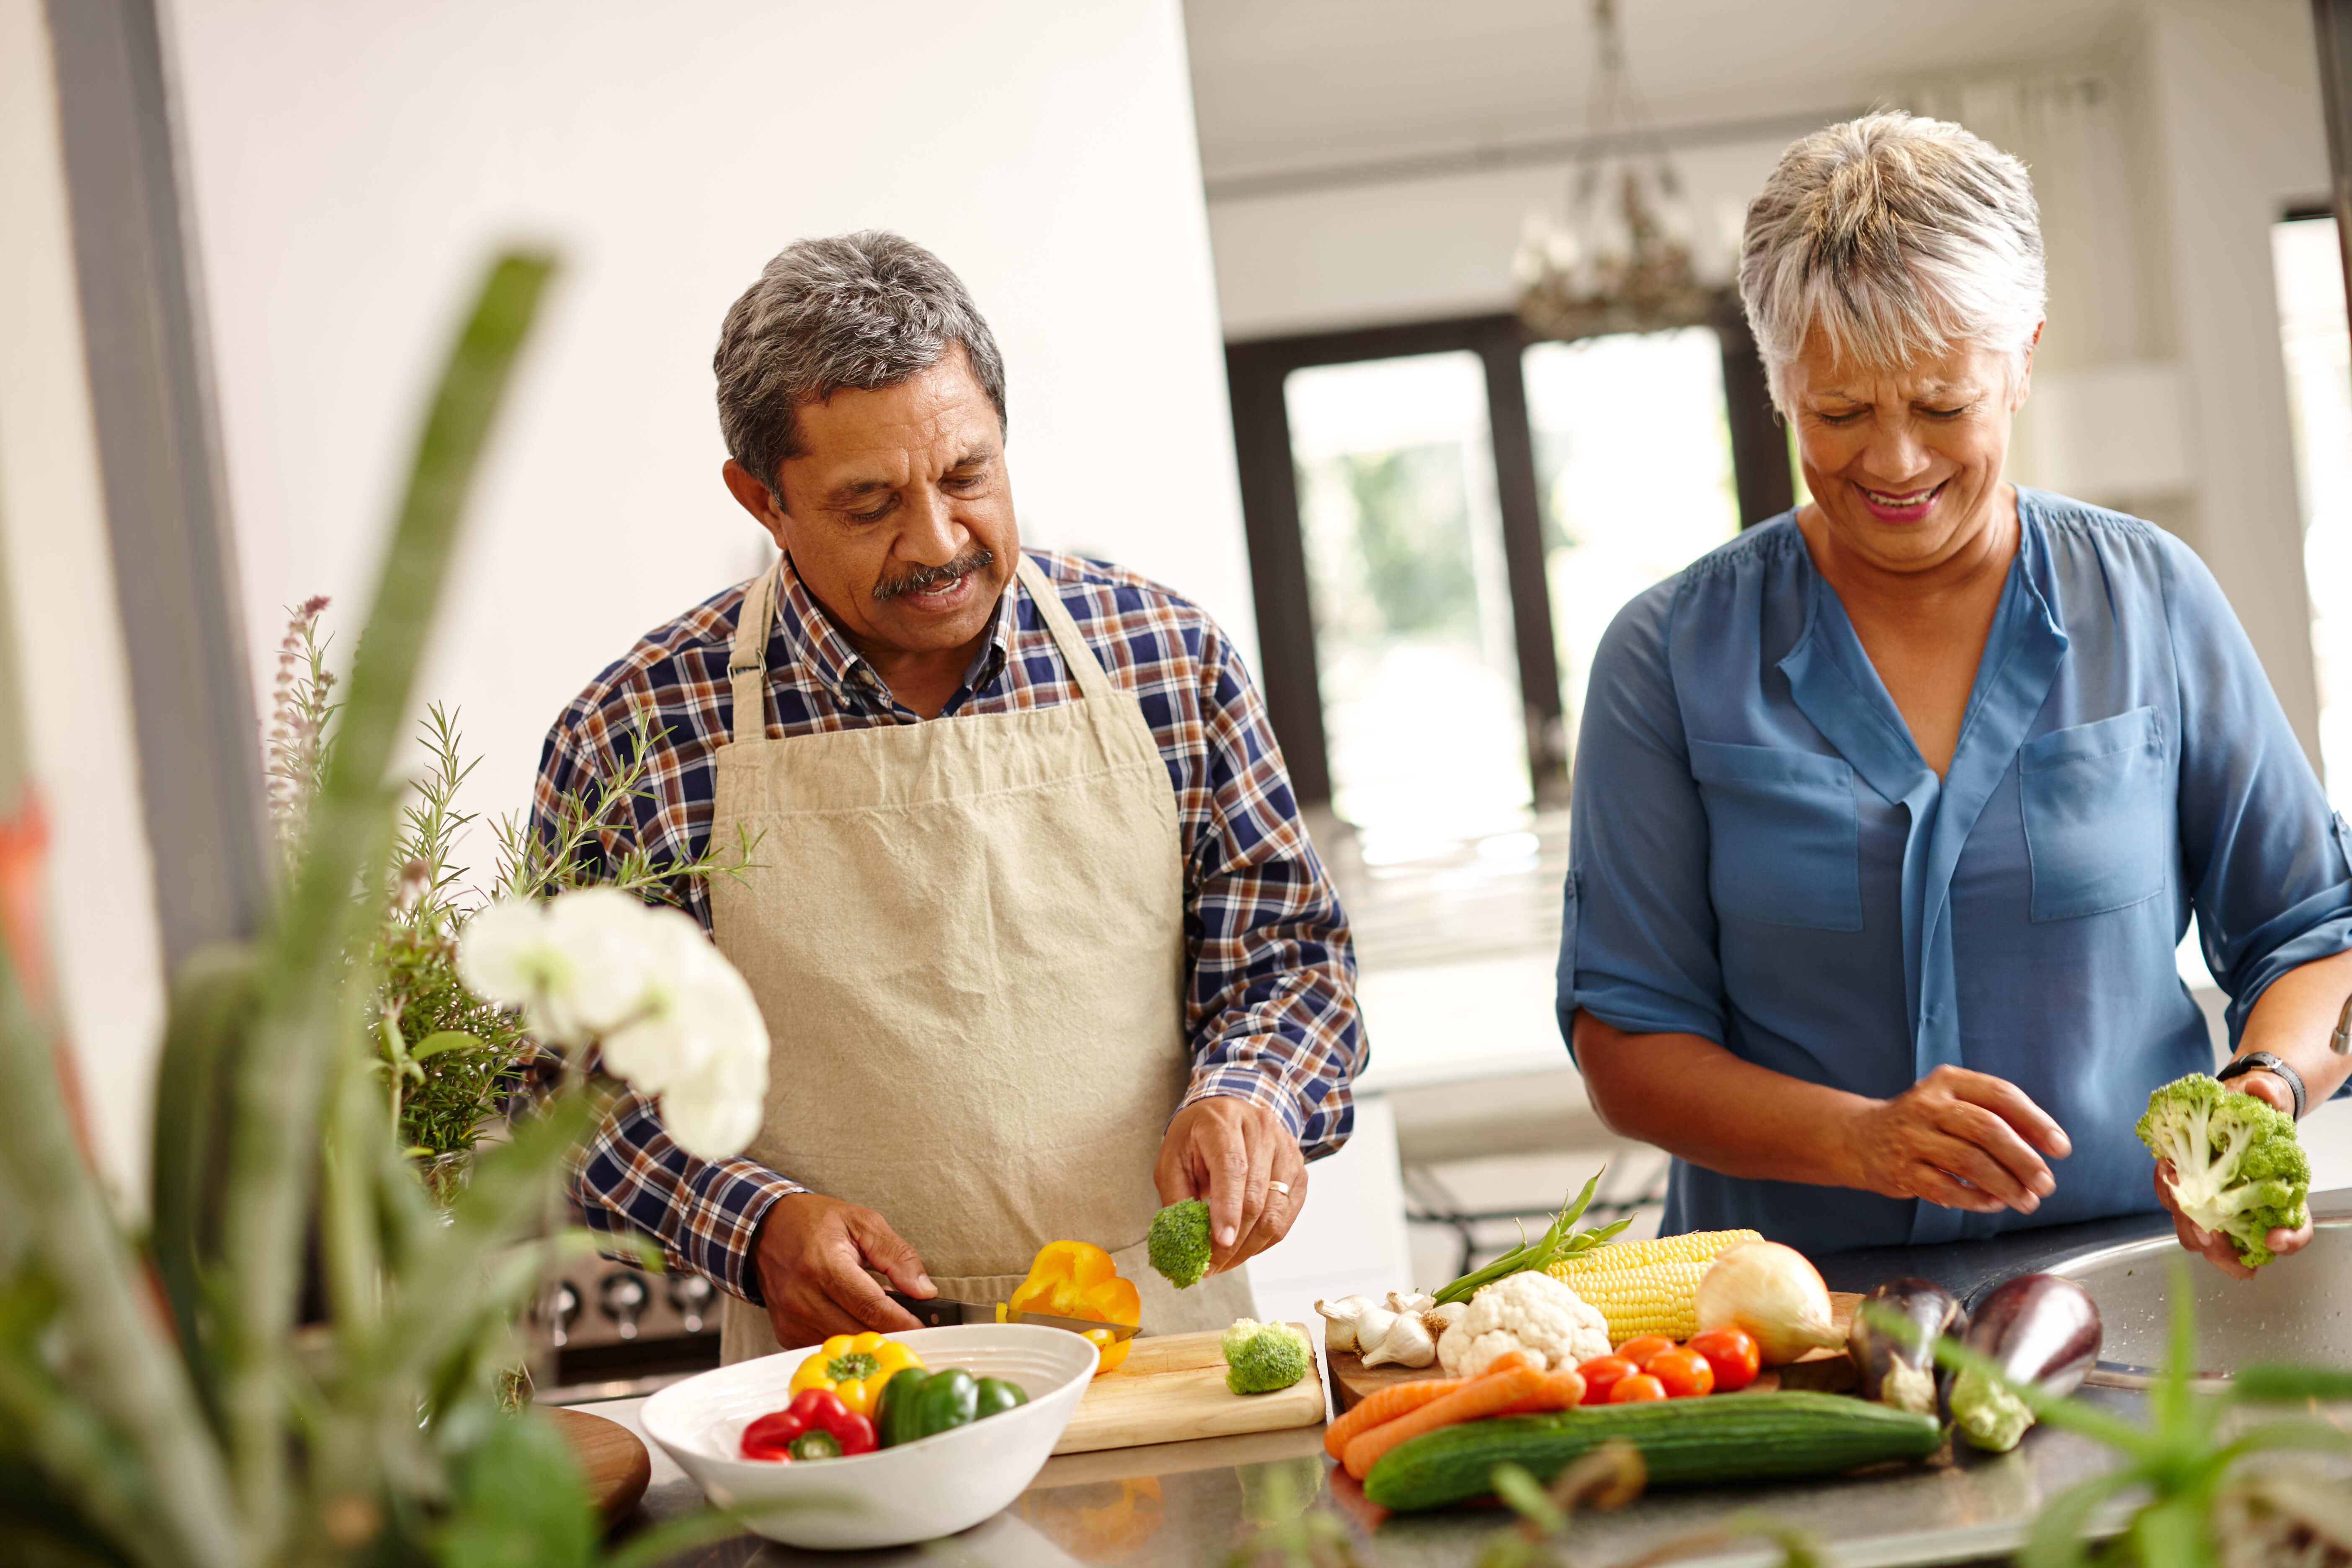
[877,1285,1140,1342]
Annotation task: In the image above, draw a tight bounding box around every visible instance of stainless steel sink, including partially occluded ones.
[2045,1208,2352,1387]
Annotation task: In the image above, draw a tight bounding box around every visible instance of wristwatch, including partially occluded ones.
[2218,1050,2306,1122]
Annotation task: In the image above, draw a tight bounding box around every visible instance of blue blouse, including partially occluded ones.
[1558,490,2352,1251]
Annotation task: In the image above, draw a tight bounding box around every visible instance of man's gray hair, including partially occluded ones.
[1739,112,2045,413]
[714,231,1008,490]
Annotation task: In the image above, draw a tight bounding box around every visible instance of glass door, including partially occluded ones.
[1284,351,1531,858]
[1523,329,1741,760]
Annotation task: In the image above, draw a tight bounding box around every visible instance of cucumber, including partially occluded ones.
[1362,1392,1942,1512]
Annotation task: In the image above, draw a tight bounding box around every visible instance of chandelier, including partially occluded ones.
[1513,0,1717,341]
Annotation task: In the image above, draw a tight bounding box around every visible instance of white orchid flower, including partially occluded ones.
[457,889,770,1158]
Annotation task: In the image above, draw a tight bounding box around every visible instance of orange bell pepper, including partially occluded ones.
[1007,1240,1142,1375]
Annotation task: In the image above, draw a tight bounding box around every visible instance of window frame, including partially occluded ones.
[1224,300,1792,813]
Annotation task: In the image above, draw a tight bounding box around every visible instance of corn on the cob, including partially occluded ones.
[1546,1229,1762,1345]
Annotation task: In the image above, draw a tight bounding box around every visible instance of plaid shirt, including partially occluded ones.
[539,549,1363,1305]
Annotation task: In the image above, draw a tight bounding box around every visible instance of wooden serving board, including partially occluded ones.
[547,1404,652,1527]
[1326,1292,1862,1413]
[1052,1322,1325,1455]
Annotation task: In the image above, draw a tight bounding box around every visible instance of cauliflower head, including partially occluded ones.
[2136,1072,2311,1267]
[1436,1271,1609,1378]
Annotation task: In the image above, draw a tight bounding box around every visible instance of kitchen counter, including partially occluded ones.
[584,1388,2135,1567]
[585,1199,2352,1566]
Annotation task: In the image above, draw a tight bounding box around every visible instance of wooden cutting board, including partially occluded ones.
[1326,1292,1862,1413]
[547,1405,652,1527]
[1052,1322,1325,1455]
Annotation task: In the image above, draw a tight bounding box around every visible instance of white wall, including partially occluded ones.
[2121,0,2331,767]
[0,0,169,1204]
[1211,138,1787,339]
[166,0,1253,863]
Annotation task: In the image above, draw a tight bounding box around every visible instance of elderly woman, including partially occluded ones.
[1560,113,2352,1274]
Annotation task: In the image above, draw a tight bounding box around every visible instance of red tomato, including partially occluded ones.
[1687,1328,1761,1393]
[1615,1336,1676,1366]
[1608,1372,1669,1403]
[1575,1355,1639,1406]
[1645,1347,1716,1398]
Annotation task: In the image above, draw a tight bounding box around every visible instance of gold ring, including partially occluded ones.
[1268,1180,1291,1195]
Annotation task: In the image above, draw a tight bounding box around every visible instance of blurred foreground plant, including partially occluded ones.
[0,254,763,1568]
[1915,1256,2352,1568]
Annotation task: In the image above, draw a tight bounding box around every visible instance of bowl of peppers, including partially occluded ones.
[640,1323,1100,1549]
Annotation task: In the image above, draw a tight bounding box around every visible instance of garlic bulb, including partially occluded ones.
[1361,1307,1438,1368]
[1386,1290,1437,1315]
[1313,1295,1375,1353]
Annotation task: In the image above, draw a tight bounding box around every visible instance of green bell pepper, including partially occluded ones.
[874,1368,1029,1447]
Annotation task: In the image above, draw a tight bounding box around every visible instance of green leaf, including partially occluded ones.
[410,1031,487,1062]
[2151,1255,2199,1439]
[2017,1467,2146,1568]
[2128,1493,2218,1568]
[1490,1463,1566,1535]
[2229,1362,2352,1403]
[434,1412,595,1568]
[146,944,257,1433]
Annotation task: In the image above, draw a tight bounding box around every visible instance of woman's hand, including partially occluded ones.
[1849,1065,2073,1214]
[2156,1072,2315,1279]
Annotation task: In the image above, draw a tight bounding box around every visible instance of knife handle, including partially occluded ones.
[882,1289,966,1329]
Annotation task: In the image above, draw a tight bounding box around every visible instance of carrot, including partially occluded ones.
[1499,1368,1587,1415]
[1342,1363,1544,1479]
[1324,1378,1463,1459]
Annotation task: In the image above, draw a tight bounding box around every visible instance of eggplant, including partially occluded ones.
[1945,1273,2102,1453]
[1848,1278,1967,1414]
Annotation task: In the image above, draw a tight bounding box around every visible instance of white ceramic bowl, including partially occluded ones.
[639,1323,1098,1550]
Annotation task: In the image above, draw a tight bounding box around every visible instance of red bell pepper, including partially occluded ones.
[740,1388,878,1462]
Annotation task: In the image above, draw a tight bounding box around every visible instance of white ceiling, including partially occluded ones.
[1184,0,2139,188]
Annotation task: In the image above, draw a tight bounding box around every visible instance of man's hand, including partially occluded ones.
[1154,1098,1306,1275]
[2157,1073,2314,1280]
[753,1193,933,1347]
[1848,1065,2072,1215]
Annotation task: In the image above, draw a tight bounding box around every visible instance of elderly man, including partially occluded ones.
[538,231,1362,1359]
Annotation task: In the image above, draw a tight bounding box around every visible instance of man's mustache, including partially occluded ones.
[873,548,996,601]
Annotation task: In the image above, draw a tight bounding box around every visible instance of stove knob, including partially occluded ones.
[667,1272,716,1333]
[537,1280,581,1349]
[599,1270,649,1341]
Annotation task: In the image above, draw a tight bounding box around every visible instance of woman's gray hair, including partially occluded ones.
[714,230,1007,490]
[1739,112,2045,412]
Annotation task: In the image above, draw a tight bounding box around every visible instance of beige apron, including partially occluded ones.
[714,554,1254,1362]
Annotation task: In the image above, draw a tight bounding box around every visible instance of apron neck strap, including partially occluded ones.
[1014,553,1119,704]
[726,552,1119,746]
[726,558,783,746]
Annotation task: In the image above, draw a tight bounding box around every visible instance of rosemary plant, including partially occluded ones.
[264,613,755,1167]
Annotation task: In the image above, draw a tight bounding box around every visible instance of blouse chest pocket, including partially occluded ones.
[1687,738,1862,931]
[2019,706,2170,923]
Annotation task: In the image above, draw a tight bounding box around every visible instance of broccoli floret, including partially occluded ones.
[1220,1318,1311,1395]
[1148,1199,1212,1289]
[2135,1072,2311,1267]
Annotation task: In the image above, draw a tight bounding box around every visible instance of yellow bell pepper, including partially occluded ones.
[787,1331,923,1418]
[1007,1240,1143,1375]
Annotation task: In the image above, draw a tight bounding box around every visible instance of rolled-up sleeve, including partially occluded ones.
[1559,582,1727,1049]
[2164,537,2352,1042]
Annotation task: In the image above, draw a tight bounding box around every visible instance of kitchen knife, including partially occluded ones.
[873,1280,1140,1342]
